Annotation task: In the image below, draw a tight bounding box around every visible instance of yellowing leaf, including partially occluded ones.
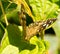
[1,45,19,54]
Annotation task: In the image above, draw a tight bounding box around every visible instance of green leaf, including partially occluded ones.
[29,0,59,21]
[20,50,30,54]
[0,22,5,41]
[42,40,50,50]
[30,36,47,54]
[0,24,22,53]
[0,9,19,24]
[0,29,10,53]
[49,0,59,3]
[1,45,19,54]
[0,24,50,54]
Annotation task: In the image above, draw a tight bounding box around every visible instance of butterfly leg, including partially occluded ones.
[39,30,45,40]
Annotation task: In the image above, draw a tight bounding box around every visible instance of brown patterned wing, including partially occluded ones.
[25,21,43,40]
[25,18,57,41]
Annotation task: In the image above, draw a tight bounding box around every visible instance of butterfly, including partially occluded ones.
[25,18,57,40]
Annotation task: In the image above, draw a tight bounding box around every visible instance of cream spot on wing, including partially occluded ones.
[43,24,47,27]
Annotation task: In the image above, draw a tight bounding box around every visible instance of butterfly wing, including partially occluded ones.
[25,18,57,40]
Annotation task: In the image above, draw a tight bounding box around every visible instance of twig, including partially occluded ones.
[0,22,5,31]
[0,1,8,26]
[6,2,12,9]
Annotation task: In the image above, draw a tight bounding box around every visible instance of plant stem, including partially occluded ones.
[6,2,12,9]
[39,30,45,40]
[0,22,5,31]
[0,1,8,26]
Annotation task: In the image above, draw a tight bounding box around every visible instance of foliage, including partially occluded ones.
[0,25,49,54]
[0,0,60,54]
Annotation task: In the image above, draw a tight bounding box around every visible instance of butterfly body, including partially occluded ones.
[25,18,57,40]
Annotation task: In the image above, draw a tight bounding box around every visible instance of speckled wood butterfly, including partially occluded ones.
[25,18,57,40]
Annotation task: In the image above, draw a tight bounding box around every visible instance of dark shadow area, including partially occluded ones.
[45,27,55,35]
[26,14,33,26]
[8,17,20,25]
[7,24,35,51]
[58,48,60,54]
